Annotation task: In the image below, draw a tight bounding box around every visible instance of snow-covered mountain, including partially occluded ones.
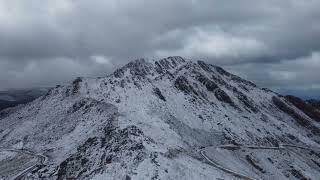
[0,56,319,180]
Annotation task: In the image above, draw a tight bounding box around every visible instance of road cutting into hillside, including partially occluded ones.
[200,149,258,180]
[200,144,319,180]
[0,148,48,180]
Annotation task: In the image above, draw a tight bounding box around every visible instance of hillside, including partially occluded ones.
[0,57,319,180]
[285,95,320,122]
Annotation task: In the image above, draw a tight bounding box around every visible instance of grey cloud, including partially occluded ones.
[0,57,114,89]
[225,52,320,98]
[0,0,320,98]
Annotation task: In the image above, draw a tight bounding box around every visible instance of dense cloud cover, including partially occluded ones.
[0,0,319,98]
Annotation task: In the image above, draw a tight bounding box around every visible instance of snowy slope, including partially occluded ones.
[0,56,319,180]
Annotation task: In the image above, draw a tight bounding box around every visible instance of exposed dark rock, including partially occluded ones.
[211,74,227,86]
[113,67,125,78]
[262,88,275,94]
[264,136,280,147]
[53,125,147,179]
[197,61,213,72]
[237,93,258,113]
[157,56,185,70]
[212,65,256,87]
[153,88,166,101]
[213,66,231,77]
[154,61,164,74]
[312,159,320,168]
[163,148,183,159]
[113,59,153,78]
[196,73,218,92]
[260,114,269,122]
[72,77,83,95]
[221,146,241,151]
[239,85,249,92]
[120,80,126,88]
[245,155,266,173]
[288,168,308,180]
[267,158,274,164]
[273,96,311,127]
[71,99,87,113]
[285,95,320,122]
[41,87,55,100]
[214,89,235,107]
[69,98,99,114]
[272,96,320,136]
[231,75,257,87]
[306,99,320,109]
[174,76,198,96]
[153,56,186,74]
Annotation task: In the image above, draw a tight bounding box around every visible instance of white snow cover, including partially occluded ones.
[0,56,319,179]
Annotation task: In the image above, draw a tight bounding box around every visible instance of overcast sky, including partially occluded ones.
[0,0,320,98]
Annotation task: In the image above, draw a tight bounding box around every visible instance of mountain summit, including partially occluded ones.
[0,57,319,179]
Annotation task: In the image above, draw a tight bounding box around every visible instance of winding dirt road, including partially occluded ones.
[0,148,47,180]
[200,143,319,180]
[200,149,257,180]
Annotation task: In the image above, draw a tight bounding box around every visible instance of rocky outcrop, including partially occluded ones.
[174,76,199,96]
[285,95,320,122]
[273,96,320,136]
[53,126,147,180]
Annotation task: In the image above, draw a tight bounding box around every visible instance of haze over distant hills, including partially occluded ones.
[0,88,49,111]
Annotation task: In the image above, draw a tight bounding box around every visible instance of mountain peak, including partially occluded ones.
[1,56,320,180]
[113,56,186,78]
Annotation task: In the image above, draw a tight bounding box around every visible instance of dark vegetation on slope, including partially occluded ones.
[272,96,320,136]
[285,95,320,122]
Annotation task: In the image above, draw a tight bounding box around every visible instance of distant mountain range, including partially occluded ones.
[0,88,49,111]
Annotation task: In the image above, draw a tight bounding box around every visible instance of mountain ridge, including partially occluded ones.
[0,56,319,179]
